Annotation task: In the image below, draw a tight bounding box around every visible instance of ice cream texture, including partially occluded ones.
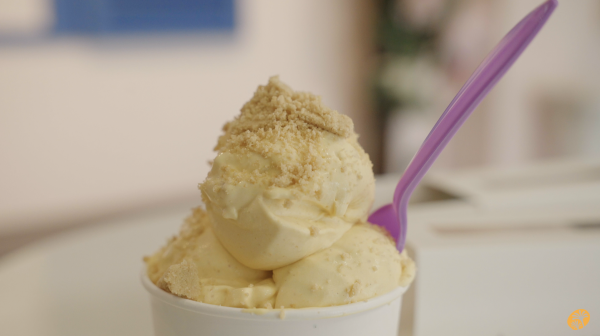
[200,77,375,270]
[145,208,276,308]
[274,223,415,308]
[145,77,415,309]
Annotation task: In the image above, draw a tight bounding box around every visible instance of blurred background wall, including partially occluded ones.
[1,0,600,250]
[376,0,600,172]
[0,0,377,240]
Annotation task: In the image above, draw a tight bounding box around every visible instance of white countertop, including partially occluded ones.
[0,201,197,336]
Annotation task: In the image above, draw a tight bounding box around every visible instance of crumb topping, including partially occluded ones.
[207,76,360,192]
[215,76,353,152]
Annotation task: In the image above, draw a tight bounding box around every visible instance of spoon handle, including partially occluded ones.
[391,0,558,251]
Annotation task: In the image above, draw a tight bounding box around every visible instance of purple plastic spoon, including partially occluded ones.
[369,0,558,252]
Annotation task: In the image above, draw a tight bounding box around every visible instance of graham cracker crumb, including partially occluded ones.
[203,76,361,195]
[157,259,200,300]
[215,76,353,151]
[347,280,362,297]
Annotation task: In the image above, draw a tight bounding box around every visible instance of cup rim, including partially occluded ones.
[141,270,407,321]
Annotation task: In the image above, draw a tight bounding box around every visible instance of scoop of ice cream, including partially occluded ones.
[272,222,416,308]
[146,77,416,310]
[145,207,276,308]
[200,77,375,270]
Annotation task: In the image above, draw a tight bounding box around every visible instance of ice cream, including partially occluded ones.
[200,77,375,270]
[145,76,415,309]
[273,223,415,308]
[145,207,277,308]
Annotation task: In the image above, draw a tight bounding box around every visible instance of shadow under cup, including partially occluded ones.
[141,272,408,336]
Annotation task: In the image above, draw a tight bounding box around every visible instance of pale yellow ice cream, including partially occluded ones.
[145,208,414,309]
[145,208,277,308]
[273,223,416,308]
[199,77,375,270]
[145,77,416,309]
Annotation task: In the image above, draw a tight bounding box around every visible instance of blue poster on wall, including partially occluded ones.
[54,0,235,34]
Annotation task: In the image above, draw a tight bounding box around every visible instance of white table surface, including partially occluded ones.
[0,201,200,336]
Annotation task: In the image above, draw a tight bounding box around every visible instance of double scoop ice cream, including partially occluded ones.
[145,77,415,309]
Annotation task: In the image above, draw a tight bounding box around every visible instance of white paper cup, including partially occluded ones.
[141,272,408,336]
